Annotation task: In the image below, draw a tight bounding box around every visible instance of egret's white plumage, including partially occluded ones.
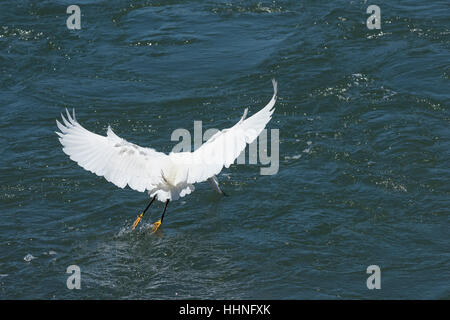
[56,80,277,203]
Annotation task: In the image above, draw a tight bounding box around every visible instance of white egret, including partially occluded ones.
[56,80,277,232]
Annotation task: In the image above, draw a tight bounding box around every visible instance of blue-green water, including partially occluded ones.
[1,0,449,299]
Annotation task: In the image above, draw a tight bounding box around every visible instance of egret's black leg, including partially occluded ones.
[132,195,156,230]
[152,199,170,233]
[142,195,157,216]
[160,199,170,223]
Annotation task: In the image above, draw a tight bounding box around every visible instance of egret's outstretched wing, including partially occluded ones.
[56,110,167,192]
[170,79,277,184]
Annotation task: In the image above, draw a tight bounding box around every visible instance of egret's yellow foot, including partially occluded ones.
[151,220,162,233]
[132,213,144,230]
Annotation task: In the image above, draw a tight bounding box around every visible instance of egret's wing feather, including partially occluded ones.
[170,79,277,184]
[56,110,166,192]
